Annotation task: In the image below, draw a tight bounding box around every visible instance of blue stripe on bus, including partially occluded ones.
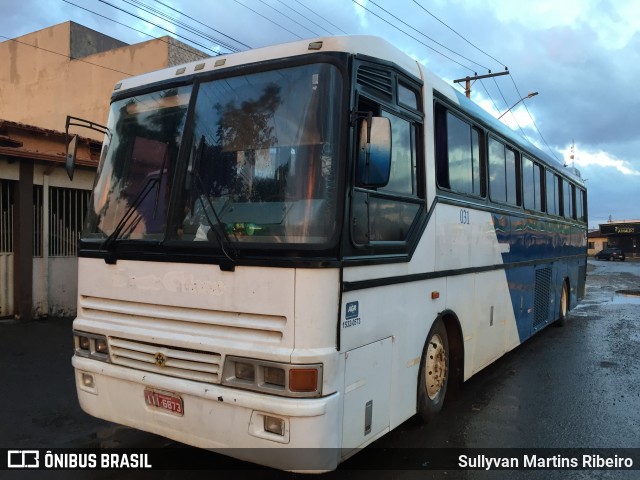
[493,213,585,343]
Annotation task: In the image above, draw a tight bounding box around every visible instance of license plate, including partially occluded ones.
[144,389,184,416]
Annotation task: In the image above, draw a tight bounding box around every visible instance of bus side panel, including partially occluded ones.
[341,337,392,450]
[340,275,446,430]
[499,214,587,343]
[435,204,507,271]
[463,270,521,375]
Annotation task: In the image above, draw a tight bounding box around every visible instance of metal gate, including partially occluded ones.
[0,179,90,318]
[0,179,15,318]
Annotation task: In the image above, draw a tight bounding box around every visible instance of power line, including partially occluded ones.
[0,33,133,76]
[62,0,208,60]
[406,0,558,159]
[348,0,476,73]
[479,80,501,114]
[293,0,348,35]
[508,74,561,163]
[231,0,304,40]
[273,0,334,36]
[152,0,252,50]
[256,0,321,37]
[97,0,222,56]
[492,76,532,142]
[367,0,491,72]
[411,0,506,69]
[126,0,240,53]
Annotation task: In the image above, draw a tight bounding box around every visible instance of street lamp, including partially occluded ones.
[498,92,538,120]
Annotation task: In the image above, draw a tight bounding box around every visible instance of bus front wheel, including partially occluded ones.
[417,318,449,423]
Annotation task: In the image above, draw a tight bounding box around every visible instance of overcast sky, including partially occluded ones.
[2,0,639,228]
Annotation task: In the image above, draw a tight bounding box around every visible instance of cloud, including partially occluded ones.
[352,0,370,29]
[560,146,640,177]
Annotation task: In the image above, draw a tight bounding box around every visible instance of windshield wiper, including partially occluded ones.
[193,173,238,272]
[100,175,158,264]
[188,135,238,271]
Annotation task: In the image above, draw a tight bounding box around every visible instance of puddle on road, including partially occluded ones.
[575,290,640,309]
[607,290,640,305]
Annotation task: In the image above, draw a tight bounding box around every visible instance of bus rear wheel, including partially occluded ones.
[556,281,569,327]
[417,318,449,423]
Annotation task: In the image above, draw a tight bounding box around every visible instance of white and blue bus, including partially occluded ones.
[69,35,587,471]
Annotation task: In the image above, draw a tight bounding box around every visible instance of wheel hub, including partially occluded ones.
[425,334,446,400]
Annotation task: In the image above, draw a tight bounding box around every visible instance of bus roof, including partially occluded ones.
[113,35,421,93]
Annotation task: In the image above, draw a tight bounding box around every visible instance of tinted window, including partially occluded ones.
[488,138,506,202]
[506,147,517,205]
[398,83,418,110]
[563,179,573,218]
[522,156,542,211]
[380,111,417,196]
[576,188,586,222]
[435,107,483,197]
[447,113,482,195]
[352,80,423,245]
[546,170,559,215]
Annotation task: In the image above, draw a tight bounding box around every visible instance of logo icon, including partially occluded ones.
[345,301,359,320]
[154,352,167,367]
[7,450,39,468]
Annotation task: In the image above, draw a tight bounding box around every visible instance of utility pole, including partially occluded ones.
[453,70,510,98]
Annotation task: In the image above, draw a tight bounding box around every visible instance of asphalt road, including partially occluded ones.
[2,259,639,479]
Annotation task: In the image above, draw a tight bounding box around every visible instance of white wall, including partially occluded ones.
[33,257,79,317]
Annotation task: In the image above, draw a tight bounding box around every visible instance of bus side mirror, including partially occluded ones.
[64,114,109,181]
[357,116,391,187]
[66,134,78,181]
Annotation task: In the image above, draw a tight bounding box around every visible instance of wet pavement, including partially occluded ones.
[1,259,639,479]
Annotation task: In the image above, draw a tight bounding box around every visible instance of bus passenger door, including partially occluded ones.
[342,337,392,450]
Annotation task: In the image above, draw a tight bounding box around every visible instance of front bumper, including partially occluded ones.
[72,356,342,471]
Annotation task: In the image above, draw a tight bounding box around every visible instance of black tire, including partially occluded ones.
[556,281,569,327]
[417,318,449,423]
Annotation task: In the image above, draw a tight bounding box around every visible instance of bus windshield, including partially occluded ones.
[84,86,192,241]
[83,62,343,251]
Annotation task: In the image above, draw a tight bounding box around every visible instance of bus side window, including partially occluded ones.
[576,188,586,222]
[352,110,421,243]
[562,179,573,219]
[545,170,560,215]
[522,156,543,211]
[435,107,483,197]
[351,76,423,246]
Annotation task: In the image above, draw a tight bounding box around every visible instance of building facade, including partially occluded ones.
[587,229,607,256]
[597,221,640,258]
[0,21,206,320]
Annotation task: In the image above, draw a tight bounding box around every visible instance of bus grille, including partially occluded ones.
[534,267,552,328]
[357,65,393,98]
[110,337,222,384]
[79,295,287,345]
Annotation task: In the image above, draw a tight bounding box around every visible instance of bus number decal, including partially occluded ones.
[460,209,470,225]
[343,301,361,328]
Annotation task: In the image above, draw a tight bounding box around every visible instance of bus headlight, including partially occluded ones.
[222,356,322,397]
[73,331,110,362]
[264,366,286,387]
[235,362,255,382]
